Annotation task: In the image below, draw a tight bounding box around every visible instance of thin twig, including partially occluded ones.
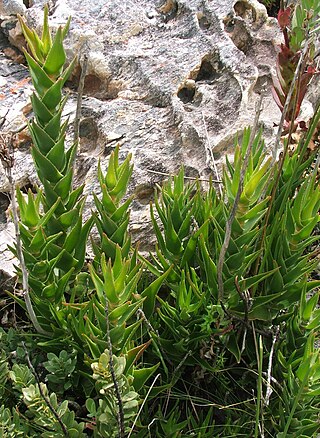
[22,341,69,436]
[127,373,161,438]
[136,308,159,336]
[220,300,272,338]
[146,168,222,183]
[73,52,88,145]
[0,133,49,336]
[264,326,279,407]
[105,299,125,438]
[235,276,252,353]
[0,109,9,129]
[201,111,223,196]
[253,328,263,438]
[234,276,251,325]
[137,307,173,367]
[217,96,263,302]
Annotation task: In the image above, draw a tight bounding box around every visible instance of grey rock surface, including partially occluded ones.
[1,0,26,16]
[0,0,309,279]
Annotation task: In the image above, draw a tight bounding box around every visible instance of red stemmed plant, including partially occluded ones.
[272,4,318,131]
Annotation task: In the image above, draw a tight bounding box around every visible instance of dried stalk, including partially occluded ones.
[0,133,48,336]
[217,96,262,302]
[264,327,279,407]
[137,307,173,369]
[201,111,223,196]
[146,168,222,183]
[73,52,88,145]
[128,373,161,438]
[105,298,125,438]
[22,341,69,436]
[235,276,252,353]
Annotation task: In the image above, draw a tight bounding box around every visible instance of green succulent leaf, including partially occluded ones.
[132,363,160,392]
[31,145,63,184]
[31,92,53,124]
[141,265,174,317]
[43,27,66,76]
[23,49,53,95]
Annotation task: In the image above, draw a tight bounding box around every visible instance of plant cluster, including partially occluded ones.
[0,2,320,437]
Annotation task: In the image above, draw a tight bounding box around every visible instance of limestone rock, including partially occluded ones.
[0,0,310,279]
[1,0,26,16]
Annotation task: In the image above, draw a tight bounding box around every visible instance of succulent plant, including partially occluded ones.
[12,6,93,333]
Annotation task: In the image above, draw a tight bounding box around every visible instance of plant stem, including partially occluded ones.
[254,335,264,438]
[22,341,69,436]
[255,43,310,277]
[217,96,262,302]
[105,299,125,438]
[264,327,279,406]
[202,111,223,196]
[128,373,161,438]
[73,51,88,145]
[272,41,310,162]
[0,133,49,336]
[282,358,311,437]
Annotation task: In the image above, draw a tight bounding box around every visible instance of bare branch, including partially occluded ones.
[0,133,49,336]
[201,111,223,196]
[73,52,88,145]
[217,96,263,302]
[128,373,161,438]
[146,168,222,183]
[22,341,69,436]
[105,298,125,438]
[264,327,280,407]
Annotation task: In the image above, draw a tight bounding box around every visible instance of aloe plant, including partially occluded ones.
[92,146,133,262]
[142,108,320,434]
[12,7,93,334]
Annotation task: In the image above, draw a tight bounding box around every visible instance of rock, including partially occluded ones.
[0,0,313,279]
[0,222,16,280]
[1,0,26,16]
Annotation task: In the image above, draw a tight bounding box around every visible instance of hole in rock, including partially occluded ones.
[195,58,222,82]
[79,118,99,153]
[263,0,280,17]
[134,184,155,205]
[84,74,103,95]
[79,118,98,139]
[234,1,256,22]
[229,19,253,54]
[223,14,235,32]
[22,0,30,8]
[77,73,120,100]
[159,0,179,22]
[0,193,10,227]
[197,14,211,30]
[177,86,195,103]
[20,183,37,194]
[253,74,272,94]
